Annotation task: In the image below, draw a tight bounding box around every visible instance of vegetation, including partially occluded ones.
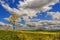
[0,30,20,40]
[8,14,20,30]
[0,30,60,40]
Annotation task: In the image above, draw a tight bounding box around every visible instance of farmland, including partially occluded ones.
[0,30,60,40]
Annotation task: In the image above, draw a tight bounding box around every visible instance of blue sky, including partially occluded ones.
[0,0,60,24]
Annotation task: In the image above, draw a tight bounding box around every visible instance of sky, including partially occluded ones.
[0,0,60,24]
[0,0,60,30]
[0,0,24,24]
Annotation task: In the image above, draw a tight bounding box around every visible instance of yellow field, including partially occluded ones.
[16,30,60,40]
[0,30,60,40]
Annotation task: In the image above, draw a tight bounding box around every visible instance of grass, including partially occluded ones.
[0,30,20,40]
[0,30,60,40]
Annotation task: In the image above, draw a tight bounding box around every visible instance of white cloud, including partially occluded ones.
[0,1,13,12]
[0,0,59,22]
[0,20,60,30]
[19,0,57,8]
[0,22,13,30]
[19,0,58,11]
[0,0,59,16]
[24,20,60,30]
[0,22,5,25]
[0,0,60,30]
[47,12,60,20]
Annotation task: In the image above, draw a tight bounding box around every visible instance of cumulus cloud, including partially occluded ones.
[0,0,58,16]
[0,22,24,30]
[0,20,60,30]
[19,0,58,11]
[0,0,59,22]
[47,12,60,20]
[0,0,60,30]
[0,22,5,25]
[24,20,60,30]
[0,22,13,30]
[20,0,55,8]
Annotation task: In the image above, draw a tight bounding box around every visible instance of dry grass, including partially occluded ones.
[16,30,60,40]
[0,30,60,40]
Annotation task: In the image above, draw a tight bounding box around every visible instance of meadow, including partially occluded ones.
[0,30,60,40]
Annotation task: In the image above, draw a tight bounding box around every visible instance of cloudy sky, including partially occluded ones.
[0,0,60,30]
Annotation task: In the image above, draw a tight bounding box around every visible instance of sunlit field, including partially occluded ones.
[0,30,60,40]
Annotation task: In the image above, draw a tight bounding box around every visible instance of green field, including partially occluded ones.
[0,30,60,40]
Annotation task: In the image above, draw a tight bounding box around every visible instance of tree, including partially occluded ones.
[9,14,20,30]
